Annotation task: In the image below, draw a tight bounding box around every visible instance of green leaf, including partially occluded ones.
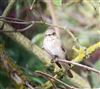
[53,0,62,6]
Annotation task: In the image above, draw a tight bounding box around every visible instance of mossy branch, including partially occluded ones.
[73,42,100,62]
[0,45,35,89]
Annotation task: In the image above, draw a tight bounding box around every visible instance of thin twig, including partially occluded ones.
[0,24,34,32]
[0,21,34,32]
[56,59,100,75]
[44,0,60,38]
[0,0,15,27]
[16,23,34,32]
[0,16,28,22]
[48,78,57,89]
[0,16,77,43]
[0,19,31,24]
[1,0,15,17]
[36,71,77,89]
[64,27,80,47]
[30,0,36,10]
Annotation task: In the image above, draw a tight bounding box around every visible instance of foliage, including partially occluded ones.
[0,0,100,89]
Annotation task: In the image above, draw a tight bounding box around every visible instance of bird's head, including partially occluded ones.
[45,27,56,37]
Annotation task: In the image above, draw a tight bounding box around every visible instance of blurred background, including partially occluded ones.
[0,0,100,89]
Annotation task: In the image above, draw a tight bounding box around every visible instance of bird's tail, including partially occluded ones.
[55,59,73,78]
[66,69,73,78]
[63,63,73,78]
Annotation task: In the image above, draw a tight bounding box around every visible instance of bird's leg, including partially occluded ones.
[52,55,62,68]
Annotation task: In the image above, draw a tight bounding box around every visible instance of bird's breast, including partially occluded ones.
[43,37,65,59]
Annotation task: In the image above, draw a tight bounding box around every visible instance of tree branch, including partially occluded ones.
[0,45,35,89]
[36,71,77,89]
[56,59,100,75]
[0,0,15,27]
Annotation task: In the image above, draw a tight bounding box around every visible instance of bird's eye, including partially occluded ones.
[48,34,51,36]
[52,32,56,35]
[45,34,50,36]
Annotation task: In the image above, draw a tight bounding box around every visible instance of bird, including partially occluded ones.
[43,27,73,78]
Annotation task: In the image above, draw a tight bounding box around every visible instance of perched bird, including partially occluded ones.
[43,27,73,78]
